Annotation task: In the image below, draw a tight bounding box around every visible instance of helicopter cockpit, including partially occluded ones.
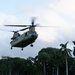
[11,32,20,40]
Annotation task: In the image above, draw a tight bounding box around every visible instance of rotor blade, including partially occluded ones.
[34,25,59,27]
[32,19,35,25]
[31,17,36,26]
[0,29,8,31]
[0,29,16,32]
[4,25,29,27]
[17,27,29,32]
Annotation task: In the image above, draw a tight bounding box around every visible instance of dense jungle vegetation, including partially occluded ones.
[0,46,75,75]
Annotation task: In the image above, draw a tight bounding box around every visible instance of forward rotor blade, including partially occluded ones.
[17,27,29,32]
[0,29,16,32]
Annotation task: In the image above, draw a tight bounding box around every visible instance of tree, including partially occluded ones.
[38,52,50,75]
[73,48,75,56]
[60,42,72,75]
[37,47,65,75]
[72,41,75,56]
[51,49,65,75]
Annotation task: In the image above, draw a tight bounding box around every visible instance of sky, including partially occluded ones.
[0,0,75,58]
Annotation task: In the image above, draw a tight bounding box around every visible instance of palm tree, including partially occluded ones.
[72,41,75,56]
[60,42,72,75]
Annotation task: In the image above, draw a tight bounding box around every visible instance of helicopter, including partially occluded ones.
[3,18,57,51]
[4,18,39,50]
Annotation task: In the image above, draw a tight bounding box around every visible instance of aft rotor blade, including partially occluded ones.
[35,25,59,27]
[31,17,37,26]
[4,25,29,27]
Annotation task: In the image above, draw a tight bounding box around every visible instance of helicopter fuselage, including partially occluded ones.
[4,18,39,50]
[10,30,38,49]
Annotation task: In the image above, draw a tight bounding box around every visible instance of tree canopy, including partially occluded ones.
[0,47,75,75]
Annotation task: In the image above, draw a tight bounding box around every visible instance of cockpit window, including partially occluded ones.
[25,32,27,36]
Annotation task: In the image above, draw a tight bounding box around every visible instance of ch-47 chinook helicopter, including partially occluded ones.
[3,18,56,50]
[4,18,39,50]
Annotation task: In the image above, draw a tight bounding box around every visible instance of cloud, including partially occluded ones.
[49,0,75,18]
[33,10,73,43]
[31,0,75,44]
[0,13,18,26]
[0,0,75,58]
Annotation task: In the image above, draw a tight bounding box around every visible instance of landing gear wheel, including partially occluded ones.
[30,44,33,47]
[21,48,23,51]
[11,47,12,50]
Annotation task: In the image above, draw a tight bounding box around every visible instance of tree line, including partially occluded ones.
[0,46,75,75]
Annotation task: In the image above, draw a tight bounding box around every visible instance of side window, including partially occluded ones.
[25,32,27,36]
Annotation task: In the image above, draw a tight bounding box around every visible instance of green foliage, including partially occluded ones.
[73,47,75,56]
[0,47,75,75]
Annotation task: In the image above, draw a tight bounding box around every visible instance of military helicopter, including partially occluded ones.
[4,18,39,50]
[2,18,57,51]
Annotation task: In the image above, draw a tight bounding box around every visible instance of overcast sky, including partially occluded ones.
[0,0,75,58]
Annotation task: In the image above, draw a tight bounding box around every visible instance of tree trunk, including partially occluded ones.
[57,65,59,75]
[9,68,11,75]
[2,69,3,75]
[44,63,46,75]
[66,55,68,75]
